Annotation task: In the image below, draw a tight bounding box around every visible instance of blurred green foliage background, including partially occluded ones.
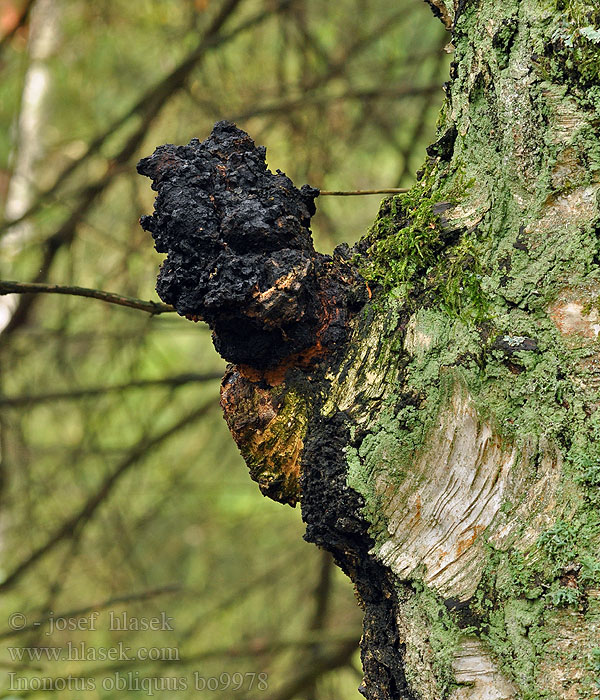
[0,1,447,697]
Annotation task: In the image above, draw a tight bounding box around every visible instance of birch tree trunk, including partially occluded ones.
[139,1,600,698]
[1,0,60,331]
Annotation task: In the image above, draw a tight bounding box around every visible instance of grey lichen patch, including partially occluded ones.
[400,309,481,392]
[534,605,600,699]
[482,596,549,698]
[397,582,462,699]
[469,508,600,698]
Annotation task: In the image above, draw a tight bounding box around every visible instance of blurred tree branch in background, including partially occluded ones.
[0,400,215,593]
[0,372,222,408]
[0,280,175,315]
[0,0,447,696]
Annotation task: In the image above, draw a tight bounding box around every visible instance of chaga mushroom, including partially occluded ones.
[138,121,368,504]
[138,120,343,368]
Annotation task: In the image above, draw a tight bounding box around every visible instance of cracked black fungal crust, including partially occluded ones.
[302,411,414,700]
[138,121,401,698]
[137,120,322,368]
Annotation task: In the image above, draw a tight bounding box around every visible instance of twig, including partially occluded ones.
[319,188,409,196]
[0,372,223,407]
[224,84,442,124]
[0,0,288,338]
[0,280,175,315]
[0,401,215,593]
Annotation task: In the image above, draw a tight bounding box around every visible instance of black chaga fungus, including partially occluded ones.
[140,123,404,698]
[302,412,414,700]
[137,120,335,368]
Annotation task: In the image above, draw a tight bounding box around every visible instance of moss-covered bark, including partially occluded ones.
[139,1,600,697]
[331,0,600,696]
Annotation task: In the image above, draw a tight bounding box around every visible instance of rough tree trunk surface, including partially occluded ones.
[138,1,600,698]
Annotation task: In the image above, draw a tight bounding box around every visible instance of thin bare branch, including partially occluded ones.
[223,83,442,124]
[0,372,223,407]
[0,401,215,593]
[319,188,409,196]
[0,280,175,315]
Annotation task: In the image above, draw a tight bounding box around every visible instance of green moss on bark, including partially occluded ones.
[359,171,488,319]
[332,0,600,696]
